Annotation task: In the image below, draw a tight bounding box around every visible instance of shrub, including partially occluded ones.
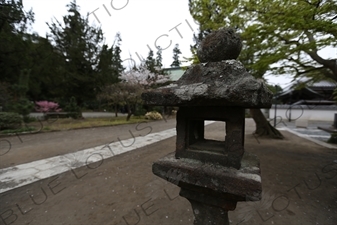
[35,101,62,113]
[0,112,22,130]
[145,111,163,120]
[10,98,34,118]
[134,105,147,117]
[23,116,37,123]
[152,106,163,114]
[64,97,82,119]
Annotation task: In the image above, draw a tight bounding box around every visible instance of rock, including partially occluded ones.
[197,27,242,63]
[141,60,273,108]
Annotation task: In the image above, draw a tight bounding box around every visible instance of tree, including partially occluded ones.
[47,0,105,105]
[0,0,34,85]
[26,34,67,100]
[144,46,169,75]
[171,43,182,67]
[99,82,144,121]
[9,69,34,121]
[0,0,64,105]
[111,33,124,81]
[156,46,163,68]
[0,82,12,111]
[98,65,170,120]
[189,0,336,81]
[155,46,171,75]
[145,49,156,73]
[0,1,68,101]
[188,0,336,139]
[96,45,115,86]
[120,65,170,88]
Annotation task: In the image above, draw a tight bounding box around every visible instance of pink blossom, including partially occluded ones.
[120,65,170,87]
[35,101,62,113]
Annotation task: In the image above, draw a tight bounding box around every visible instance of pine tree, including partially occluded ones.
[155,46,163,69]
[96,33,124,90]
[154,46,170,75]
[0,0,34,85]
[96,44,115,86]
[10,69,34,120]
[111,33,124,81]
[170,44,182,67]
[145,49,156,73]
[47,0,105,105]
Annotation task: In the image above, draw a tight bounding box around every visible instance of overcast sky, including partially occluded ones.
[23,0,335,88]
[23,0,198,68]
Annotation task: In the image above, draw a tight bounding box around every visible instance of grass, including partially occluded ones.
[1,126,36,134]
[1,116,148,134]
[41,116,148,131]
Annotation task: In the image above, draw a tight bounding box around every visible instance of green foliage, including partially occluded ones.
[1,126,35,134]
[133,105,147,117]
[43,126,51,131]
[111,33,124,81]
[152,106,163,114]
[266,84,283,94]
[145,50,157,73]
[64,97,82,119]
[23,116,37,123]
[96,33,124,90]
[8,68,33,119]
[47,0,111,104]
[182,47,200,67]
[0,0,35,85]
[0,82,12,110]
[189,0,337,82]
[171,44,182,67]
[98,82,144,121]
[1,0,126,104]
[10,98,34,118]
[11,69,31,99]
[99,83,144,107]
[156,46,163,68]
[154,46,170,75]
[0,112,22,130]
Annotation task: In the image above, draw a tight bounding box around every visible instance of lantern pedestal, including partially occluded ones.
[152,152,261,224]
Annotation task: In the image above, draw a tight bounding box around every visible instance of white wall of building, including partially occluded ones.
[267,105,337,121]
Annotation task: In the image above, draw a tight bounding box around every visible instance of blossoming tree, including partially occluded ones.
[99,65,171,120]
[35,101,62,113]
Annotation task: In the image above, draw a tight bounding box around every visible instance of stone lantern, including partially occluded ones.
[142,28,273,225]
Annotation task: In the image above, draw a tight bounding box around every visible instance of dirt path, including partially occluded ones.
[0,118,176,169]
[0,120,336,225]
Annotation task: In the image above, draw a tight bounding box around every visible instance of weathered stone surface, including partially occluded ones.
[197,27,242,63]
[152,151,262,202]
[145,27,264,225]
[184,199,230,225]
[175,106,245,169]
[142,60,273,107]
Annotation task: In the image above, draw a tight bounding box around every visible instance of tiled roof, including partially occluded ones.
[309,80,337,88]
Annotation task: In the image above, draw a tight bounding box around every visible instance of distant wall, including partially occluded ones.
[268,105,337,121]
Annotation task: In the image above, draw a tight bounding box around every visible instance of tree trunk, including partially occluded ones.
[250,108,284,139]
[114,104,118,117]
[126,104,132,121]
